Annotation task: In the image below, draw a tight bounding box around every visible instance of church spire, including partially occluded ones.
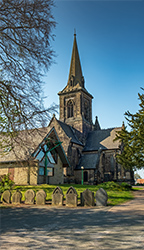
[58,32,93,135]
[67,33,84,88]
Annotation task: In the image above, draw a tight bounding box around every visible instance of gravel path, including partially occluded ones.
[0,189,144,250]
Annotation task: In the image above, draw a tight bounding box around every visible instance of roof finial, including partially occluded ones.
[94,116,101,131]
[122,121,125,129]
[74,28,76,36]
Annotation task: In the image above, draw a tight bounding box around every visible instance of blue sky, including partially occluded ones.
[43,0,144,175]
[44,0,144,129]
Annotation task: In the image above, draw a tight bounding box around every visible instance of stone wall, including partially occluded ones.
[59,90,92,136]
[0,161,38,185]
[0,166,9,176]
[74,169,94,184]
[49,156,64,185]
[67,144,83,176]
[49,117,84,178]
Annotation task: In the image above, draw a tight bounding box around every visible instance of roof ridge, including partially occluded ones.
[57,120,83,146]
[93,127,122,131]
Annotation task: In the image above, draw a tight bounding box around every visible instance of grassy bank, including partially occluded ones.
[10,181,135,206]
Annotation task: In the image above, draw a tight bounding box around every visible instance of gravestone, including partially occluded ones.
[66,186,77,207]
[12,190,22,204]
[81,189,95,206]
[52,186,63,206]
[36,190,46,205]
[96,188,108,206]
[24,189,35,204]
[2,190,11,203]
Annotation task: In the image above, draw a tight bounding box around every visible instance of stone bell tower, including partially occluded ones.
[58,33,93,137]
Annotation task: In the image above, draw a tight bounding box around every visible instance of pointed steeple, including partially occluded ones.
[67,33,84,88]
[58,32,93,136]
[94,116,101,131]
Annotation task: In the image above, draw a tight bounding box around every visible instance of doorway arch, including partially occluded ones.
[84,171,88,182]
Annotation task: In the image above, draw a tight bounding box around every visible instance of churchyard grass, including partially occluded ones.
[12,182,135,206]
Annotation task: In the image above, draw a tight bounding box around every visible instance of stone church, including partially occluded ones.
[0,33,134,185]
[48,33,134,185]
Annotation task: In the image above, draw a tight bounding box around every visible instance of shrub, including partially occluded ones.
[97,181,122,191]
[0,174,14,194]
[120,182,132,190]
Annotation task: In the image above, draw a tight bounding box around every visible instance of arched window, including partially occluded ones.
[67,100,73,118]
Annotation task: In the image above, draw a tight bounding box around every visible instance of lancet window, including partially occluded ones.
[67,100,73,118]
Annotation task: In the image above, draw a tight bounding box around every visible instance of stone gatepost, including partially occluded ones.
[66,186,77,207]
[2,190,11,204]
[81,189,95,206]
[52,186,64,206]
[96,188,108,206]
[24,189,35,205]
[12,190,22,204]
[36,190,46,205]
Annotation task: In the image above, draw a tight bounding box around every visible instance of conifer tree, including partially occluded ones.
[115,90,144,171]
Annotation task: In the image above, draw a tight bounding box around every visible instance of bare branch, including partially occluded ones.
[0,0,58,153]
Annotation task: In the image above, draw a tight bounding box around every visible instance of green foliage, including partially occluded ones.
[0,174,14,194]
[120,182,132,190]
[107,190,134,206]
[97,181,122,191]
[115,90,144,171]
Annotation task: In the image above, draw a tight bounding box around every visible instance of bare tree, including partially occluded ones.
[0,0,57,142]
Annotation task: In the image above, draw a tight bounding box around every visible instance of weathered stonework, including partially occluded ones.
[25,189,35,204]
[36,190,46,205]
[52,186,64,206]
[0,161,38,185]
[66,186,78,207]
[59,89,93,136]
[74,169,95,184]
[96,188,108,206]
[81,189,95,206]
[12,190,22,204]
[49,156,64,185]
[2,190,11,204]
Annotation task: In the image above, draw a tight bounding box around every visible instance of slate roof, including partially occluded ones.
[0,127,49,162]
[75,153,99,170]
[57,120,83,146]
[68,33,83,87]
[83,127,121,152]
[0,127,70,167]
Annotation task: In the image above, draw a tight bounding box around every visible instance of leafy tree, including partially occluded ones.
[115,90,144,171]
[0,0,57,147]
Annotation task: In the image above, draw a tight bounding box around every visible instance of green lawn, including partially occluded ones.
[11,182,135,206]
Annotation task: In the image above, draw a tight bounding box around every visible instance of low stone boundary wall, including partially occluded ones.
[1,187,108,207]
